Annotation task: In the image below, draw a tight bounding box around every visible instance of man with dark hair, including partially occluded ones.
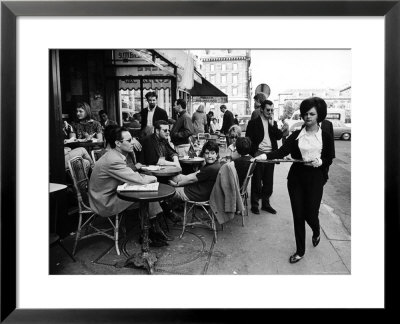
[170,99,194,153]
[140,91,169,133]
[219,104,235,146]
[88,126,169,247]
[251,92,267,120]
[140,120,180,168]
[246,100,283,215]
[233,137,253,188]
[234,114,239,125]
[168,141,221,202]
[99,110,117,130]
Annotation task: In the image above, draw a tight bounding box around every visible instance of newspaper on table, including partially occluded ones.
[117,182,159,192]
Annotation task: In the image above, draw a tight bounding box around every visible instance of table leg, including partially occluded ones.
[125,202,157,274]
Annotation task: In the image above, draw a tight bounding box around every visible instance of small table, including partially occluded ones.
[140,165,182,179]
[49,183,76,262]
[117,183,176,274]
[64,140,104,154]
[179,157,205,172]
[49,183,67,233]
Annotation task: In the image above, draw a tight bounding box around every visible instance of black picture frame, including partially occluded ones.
[1,0,399,322]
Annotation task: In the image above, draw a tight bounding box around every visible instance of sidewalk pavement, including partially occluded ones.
[51,161,351,275]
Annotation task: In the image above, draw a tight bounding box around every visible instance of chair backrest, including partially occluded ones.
[240,160,257,196]
[91,149,104,162]
[68,156,91,210]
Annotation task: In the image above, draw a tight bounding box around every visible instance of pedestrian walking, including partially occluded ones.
[192,104,207,136]
[219,104,235,146]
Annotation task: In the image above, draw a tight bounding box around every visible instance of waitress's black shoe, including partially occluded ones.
[289,253,304,264]
[250,207,260,215]
[312,235,320,247]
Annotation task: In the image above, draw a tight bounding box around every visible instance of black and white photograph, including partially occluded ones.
[49,48,351,275]
[3,5,393,317]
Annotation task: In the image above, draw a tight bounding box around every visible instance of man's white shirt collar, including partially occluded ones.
[296,126,322,143]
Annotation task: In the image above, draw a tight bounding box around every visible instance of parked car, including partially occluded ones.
[288,119,351,141]
[331,119,351,140]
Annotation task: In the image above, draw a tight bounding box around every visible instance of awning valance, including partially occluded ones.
[119,78,171,91]
[190,77,228,103]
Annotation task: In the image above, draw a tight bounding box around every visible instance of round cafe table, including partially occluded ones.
[140,165,182,179]
[117,183,175,274]
[64,140,104,154]
[179,157,205,172]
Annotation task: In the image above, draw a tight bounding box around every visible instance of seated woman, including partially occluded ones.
[221,124,242,162]
[168,141,221,203]
[70,102,103,142]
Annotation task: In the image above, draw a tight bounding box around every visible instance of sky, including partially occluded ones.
[250,50,352,101]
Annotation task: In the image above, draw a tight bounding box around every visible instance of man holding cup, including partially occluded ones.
[246,100,283,215]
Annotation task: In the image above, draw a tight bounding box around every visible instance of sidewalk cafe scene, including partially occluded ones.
[50,49,351,275]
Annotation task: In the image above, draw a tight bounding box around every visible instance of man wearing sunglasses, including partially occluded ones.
[89,126,170,247]
[246,100,283,215]
[140,120,182,225]
[140,120,180,168]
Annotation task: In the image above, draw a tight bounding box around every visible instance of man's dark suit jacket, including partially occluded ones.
[140,106,168,130]
[220,110,235,134]
[139,133,178,166]
[246,116,283,157]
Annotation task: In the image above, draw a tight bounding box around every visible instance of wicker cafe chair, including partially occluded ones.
[179,199,218,243]
[239,160,257,225]
[68,156,123,256]
[91,149,104,163]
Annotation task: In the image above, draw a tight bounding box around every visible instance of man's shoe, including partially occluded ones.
[250,207,260,215]
[165,210,182,224]
[261,204,277,214]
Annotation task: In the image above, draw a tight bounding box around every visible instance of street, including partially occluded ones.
[323,140,351,233]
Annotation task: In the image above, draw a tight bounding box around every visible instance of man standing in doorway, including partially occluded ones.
[170,99,194,156]
[246,100,283,215]
[219,104,235,146]
[140,91,169,134]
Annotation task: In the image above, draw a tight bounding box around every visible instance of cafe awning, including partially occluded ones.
[190,77,228,103]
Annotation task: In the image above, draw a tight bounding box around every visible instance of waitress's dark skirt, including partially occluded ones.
[287,164,325,256]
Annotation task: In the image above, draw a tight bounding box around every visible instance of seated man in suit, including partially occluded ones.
[140,120,180,168]
[88,126,170,247]
[140,120,182,224]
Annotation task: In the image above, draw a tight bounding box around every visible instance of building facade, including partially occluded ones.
[196,50,252,116]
